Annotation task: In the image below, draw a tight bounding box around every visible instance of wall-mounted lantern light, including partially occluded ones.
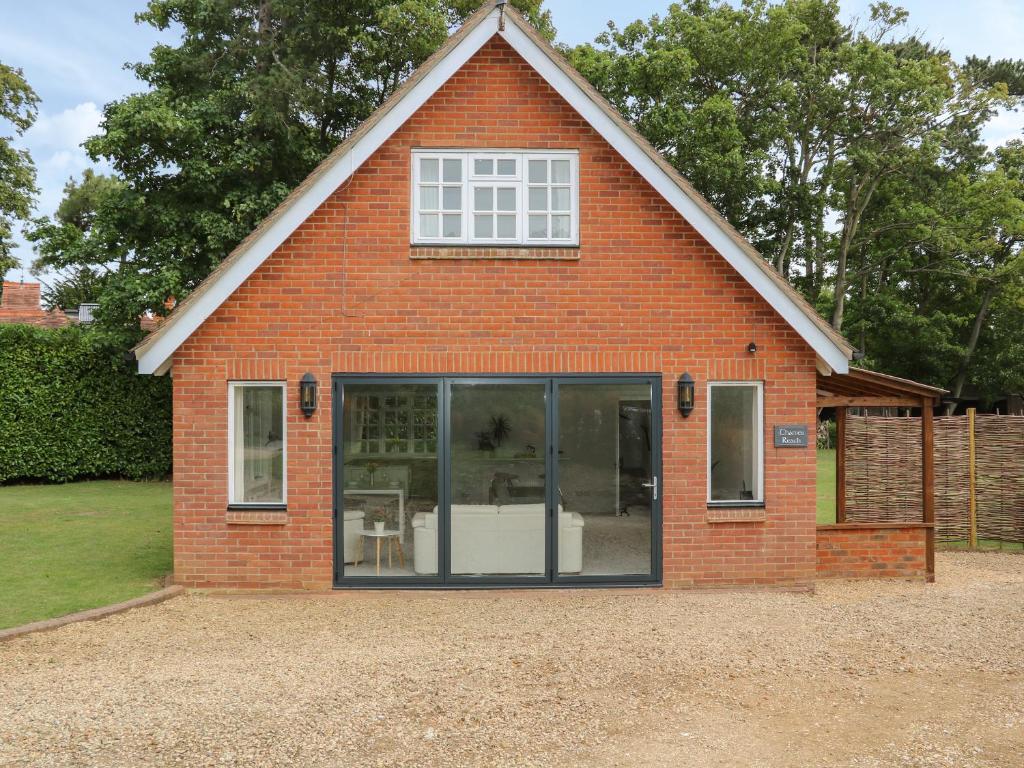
[677,373,695,417]
[747,341,758,354]
[299,373,318,418]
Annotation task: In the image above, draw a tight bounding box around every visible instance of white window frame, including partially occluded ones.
[707,381,764,504]
[228,381,287,506]
[411,149,579,246]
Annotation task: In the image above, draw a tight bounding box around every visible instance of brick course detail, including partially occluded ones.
[170,37,819,590]
[816,524,929,580]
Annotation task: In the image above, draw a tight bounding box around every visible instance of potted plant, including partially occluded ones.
[368,508,388,534]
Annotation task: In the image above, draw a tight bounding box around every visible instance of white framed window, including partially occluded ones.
[707,382,764,504]
[228,381,286,505]
[412,150,579,246]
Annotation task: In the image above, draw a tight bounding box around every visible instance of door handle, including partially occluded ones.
[641,476,658,501]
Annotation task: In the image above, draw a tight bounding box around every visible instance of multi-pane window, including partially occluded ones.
[412,150,578,245]
[527,156,573,240]
[229,382,286,505]
[352,393,437,455]
[417,157,464,239]
[708,382,764,503]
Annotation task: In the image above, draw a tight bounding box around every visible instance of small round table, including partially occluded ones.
[355,529,404,576]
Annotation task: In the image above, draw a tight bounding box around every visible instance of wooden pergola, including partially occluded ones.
[817,368,948,581]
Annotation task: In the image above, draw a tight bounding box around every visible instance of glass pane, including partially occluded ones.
[474,158,493,176]
[497,159,516,175]
[551,159,570,183]
[474,214,493,239]
[710,386,759,501]
[551,187,571,211]
[496,187,516,211]
[529,215,547,238]
[496,215,516,238]
[442,158,462,183]
[551,215,571,239]
[419,186,438,210]
[528,159,547,183]
[528,187,547,211]
[420,158,438,183]
[558,382,653,576]
[474,186,493,211]
[442,186,461,210]
[342,383,439,578]
[420,214,439,238]
[233,386,284,504]
[450,382,547,577]
[442,214,461,237]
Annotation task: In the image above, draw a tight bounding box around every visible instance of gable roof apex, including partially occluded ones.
[134,3,852,376]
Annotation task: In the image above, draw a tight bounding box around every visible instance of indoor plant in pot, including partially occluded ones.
[368,508,388,534]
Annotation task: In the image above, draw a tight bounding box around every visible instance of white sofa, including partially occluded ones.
[342,509,366,564]
[411,504,584,575]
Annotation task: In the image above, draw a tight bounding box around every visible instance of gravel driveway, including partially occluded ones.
[1,552,1022,768]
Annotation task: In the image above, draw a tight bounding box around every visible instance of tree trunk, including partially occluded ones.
[944,282,997,415]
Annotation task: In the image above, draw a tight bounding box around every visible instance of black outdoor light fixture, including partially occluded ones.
[747,341,758,354]
[299,373,318,418]
[677,373,695,417]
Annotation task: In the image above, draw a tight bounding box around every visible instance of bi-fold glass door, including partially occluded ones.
[333,375,661,586]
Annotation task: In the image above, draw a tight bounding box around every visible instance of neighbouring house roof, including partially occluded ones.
[0,281,70,329]
[133,3,855,377]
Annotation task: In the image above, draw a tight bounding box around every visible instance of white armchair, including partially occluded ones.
[342,509,366,563]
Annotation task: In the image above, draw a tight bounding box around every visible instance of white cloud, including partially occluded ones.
[983,108,1024,150]
[22,102,103,154]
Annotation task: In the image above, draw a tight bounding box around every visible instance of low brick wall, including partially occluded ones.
[816,523,931,579]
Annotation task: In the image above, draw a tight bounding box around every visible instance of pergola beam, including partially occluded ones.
[818,395,922,408]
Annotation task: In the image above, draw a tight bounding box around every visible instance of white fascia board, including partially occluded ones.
[497,22,850,375]
[137,10,502,374]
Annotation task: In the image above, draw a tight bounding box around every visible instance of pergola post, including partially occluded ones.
[922,397,935,582]
[835,407,847,524]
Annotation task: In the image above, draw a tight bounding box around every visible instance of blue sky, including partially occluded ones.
[3,0,1023,277]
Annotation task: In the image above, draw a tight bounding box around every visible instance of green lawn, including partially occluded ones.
[817,448,836,525]
[0,480,172,630]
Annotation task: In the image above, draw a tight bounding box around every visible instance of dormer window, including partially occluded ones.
[412,150,578,246]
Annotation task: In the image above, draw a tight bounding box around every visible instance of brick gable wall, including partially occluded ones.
[171,36,818,590]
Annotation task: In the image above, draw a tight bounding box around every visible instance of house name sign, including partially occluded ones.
[773,424,810,448]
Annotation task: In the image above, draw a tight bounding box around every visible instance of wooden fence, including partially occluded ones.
[844,412,1024,544]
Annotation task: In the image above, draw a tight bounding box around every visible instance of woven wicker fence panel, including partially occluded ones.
[844,416,922,524]
[974,415,1024,543]
[844,414,1022,542]
[934,417,970,541]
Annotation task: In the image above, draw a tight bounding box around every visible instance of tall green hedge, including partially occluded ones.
[0,324,171,483]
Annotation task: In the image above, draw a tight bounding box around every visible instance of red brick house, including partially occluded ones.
[0,281,70,328]
[133,5,864,590]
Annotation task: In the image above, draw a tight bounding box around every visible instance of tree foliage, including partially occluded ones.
[25,169,125,310]
[569,0,1024,404]
[0,62,38,283]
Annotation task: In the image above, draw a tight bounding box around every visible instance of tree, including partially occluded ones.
[25,169,126,309]
[0,62,38,283]
[569,0,1017,341]
[38,0,552,331]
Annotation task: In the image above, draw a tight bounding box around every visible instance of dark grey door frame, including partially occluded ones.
[332,373,662,588]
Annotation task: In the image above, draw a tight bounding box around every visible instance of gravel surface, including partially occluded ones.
[1,552,1022,767]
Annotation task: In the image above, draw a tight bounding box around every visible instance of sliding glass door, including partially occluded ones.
[448,381,548,580]
[333,375,660,586]
[555,381,655,578]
